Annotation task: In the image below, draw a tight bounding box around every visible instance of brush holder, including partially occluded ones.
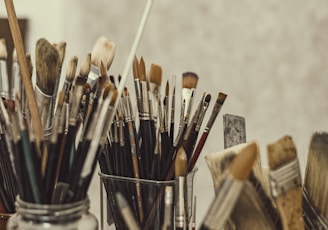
[6,196,98,230]
[99,168,197,230]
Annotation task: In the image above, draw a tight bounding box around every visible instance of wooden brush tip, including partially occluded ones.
[182,72,199,89]
[79,53,91,78]
[175,147,188,178]
[91,36,116,69]
[133,55,140,79]
[229,141,258,181]
[149,63,162,86]
[217,92,227,105]
[25,53,33,77]
[0,38,7,59]
[267,135,297,170]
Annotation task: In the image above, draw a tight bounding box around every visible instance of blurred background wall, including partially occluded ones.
[2,0,328,228]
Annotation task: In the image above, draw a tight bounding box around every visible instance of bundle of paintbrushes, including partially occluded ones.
[98,54,227,229]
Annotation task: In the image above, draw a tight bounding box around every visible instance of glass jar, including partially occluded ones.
[7,197,98,230]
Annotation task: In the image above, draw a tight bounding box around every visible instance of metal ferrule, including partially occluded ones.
[181,88,195,120]
[11,61,21,100]
[65,102,69,134]
[173,122,187,147]
[69,86,83,126]
[62,79,73,95]
[303,188,328,229]
[170,94,175,123]
[87,64,99,91]
[119,118,124,147]
[123,96,132,122]
[195,101,210,131]
[269,158,301,198]
[175,177,186,229]
[164,97,169,132]
[134,79,141,113]
[140,81,149,115]
[158,101,164,133]
[0,60,9,99]
[35,85,54,138]
[203,175,244,229]
[204,103,223,132]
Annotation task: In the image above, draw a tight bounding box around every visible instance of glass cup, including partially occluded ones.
[99,168,197,230]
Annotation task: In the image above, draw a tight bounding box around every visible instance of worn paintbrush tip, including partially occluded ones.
[65,56,78,83]
[91,36,116,69]
[25,53,33,78]
[35,38,59,95]
[175,147,188,178]
[0,38,8,59]
[79,53,91,79]
[229,141,258,180]
[205,94,212,103]
[182,72,198,89]
[267,135,297,170]
[54,41,66,67]
[217,92,227,105]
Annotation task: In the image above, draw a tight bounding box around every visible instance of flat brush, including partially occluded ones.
[188,92,227,172]
[267,135,304,230]
[0,38,9,99]
[89,36,115,91]
[133,56,142,113]
[303,132,328,229]
[35,38,60,140]
[199,141,258,230]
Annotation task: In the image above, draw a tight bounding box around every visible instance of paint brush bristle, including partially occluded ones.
[182,72,198,89]
[175,147,188,178]
[79,53,91,81]
[133,55,140,80]
[139,56,146,81]
[35,38,60,95]
[304,132,328,219]
[0,39,8,59]
[91,36,116,70]
[65,56,78,84]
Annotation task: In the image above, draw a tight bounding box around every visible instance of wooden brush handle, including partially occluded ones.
[275,187,304,230]
[4,0,42,144]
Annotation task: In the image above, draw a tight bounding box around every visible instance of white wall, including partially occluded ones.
[2,0,328,228]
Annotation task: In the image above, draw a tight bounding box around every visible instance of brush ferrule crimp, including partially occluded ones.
[35,85,54,138]
[269,159,301,198]
[88,65,100,90]
[0,60,9,99]
[302,188,328,229]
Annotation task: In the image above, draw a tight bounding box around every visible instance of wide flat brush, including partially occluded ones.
[303,132,328,229]
[267,135,304,230]
[35,38,60,142]
[200,141,258,230]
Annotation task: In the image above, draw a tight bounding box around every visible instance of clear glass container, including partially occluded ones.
[99,168,197,230]
[7,197,98,230]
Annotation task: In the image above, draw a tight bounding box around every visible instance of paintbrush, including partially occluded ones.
[88,36,115,91]
[4,0,43,144]
[199,141,257,230]
[267,135,304,230]
[139,56,154,178]
[161,72,199,181]
[0,38,9,100]
[175,146,188,230]
[61,55,78,96]
[52,41,66,115]
[162,185,173,230]
[188,92,227,172]
[303,132,328,229]
[44,92,65,203]
[35,38,60,142]
[169,75,176,149]
[133,56,142,113]
[116,192,141,230]
[149,63,162,126]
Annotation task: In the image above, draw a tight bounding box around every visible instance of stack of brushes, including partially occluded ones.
[0,36,228,225]
[99,56,227,229]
